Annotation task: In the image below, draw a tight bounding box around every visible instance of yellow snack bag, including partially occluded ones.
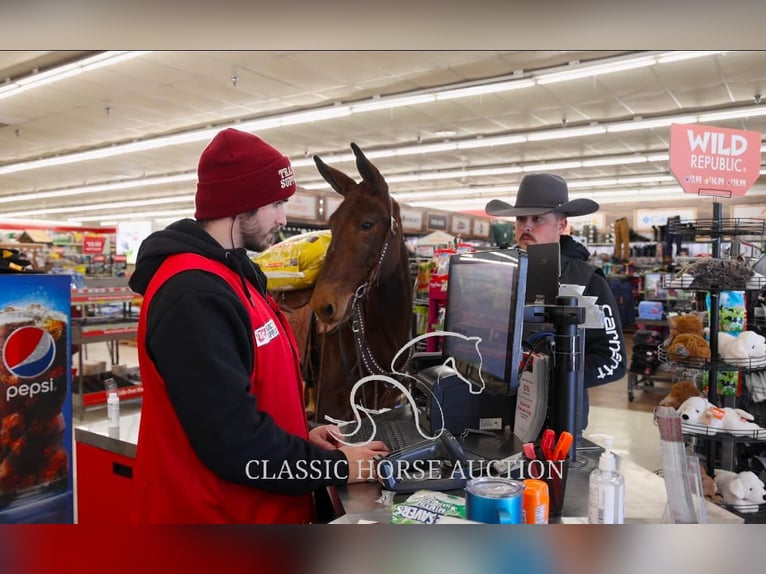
[252,230,332,291]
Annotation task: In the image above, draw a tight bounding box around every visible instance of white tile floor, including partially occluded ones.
[75,342,663,473]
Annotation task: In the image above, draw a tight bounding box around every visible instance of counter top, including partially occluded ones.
[73,411,741,524]
[75,412,141,458]
[332,447,743,524]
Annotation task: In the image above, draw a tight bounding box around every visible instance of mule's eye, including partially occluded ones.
[359,221,374,231]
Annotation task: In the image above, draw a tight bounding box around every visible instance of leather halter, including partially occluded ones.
[347,200,412,378]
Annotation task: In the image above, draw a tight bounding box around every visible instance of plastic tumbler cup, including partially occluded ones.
[465,477,524,524]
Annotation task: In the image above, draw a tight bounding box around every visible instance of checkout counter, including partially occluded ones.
[333,448,742,524]
[75,411,742,524]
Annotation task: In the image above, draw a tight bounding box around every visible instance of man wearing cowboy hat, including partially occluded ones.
[486,173,627,436]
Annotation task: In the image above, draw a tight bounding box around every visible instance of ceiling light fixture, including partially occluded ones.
[0,173,197,204]
[435,79,536,100]
[0,51,150,101]
[0,51,727,176]
[656,51,725,63]
[406,187,703,211]
[606,115,696,133]
[70,208,194,223]
[536,55,658,85]
[1,195,193,219]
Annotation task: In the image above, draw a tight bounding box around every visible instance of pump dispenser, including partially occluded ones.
[105,377,120,438]
[587,434,625,524]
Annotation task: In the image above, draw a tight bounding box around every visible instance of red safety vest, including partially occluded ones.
[131,253,312,523]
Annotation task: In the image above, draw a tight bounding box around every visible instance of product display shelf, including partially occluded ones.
[71,279,143,420]
[627,368,676,403]
[660,207,766,522]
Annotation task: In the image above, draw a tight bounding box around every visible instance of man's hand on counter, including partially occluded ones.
[340,442,390,484]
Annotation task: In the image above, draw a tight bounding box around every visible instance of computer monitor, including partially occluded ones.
[442,248,528,396]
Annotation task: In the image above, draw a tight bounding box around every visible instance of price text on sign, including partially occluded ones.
[82,234,107,254]
[669,123,761,197]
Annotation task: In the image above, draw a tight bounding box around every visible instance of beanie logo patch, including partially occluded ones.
[279,166,295,190]
[254,319,280,347]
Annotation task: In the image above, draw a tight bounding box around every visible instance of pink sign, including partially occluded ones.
[670,123,761,197]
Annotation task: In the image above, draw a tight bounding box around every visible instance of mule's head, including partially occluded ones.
[310,143,403,331]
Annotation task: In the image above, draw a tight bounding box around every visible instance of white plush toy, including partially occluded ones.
[677,396,763,436]
[718,330,766,366]
[713,469,766,513]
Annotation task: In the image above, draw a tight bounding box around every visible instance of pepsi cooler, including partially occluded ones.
[0,274,74,523]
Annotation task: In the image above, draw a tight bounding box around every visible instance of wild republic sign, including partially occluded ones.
[670,123,761,197]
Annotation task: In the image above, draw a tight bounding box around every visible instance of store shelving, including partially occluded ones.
[71,278,142,419]
[658,207,766,522]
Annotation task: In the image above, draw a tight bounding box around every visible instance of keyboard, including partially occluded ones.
[338,408,430,452]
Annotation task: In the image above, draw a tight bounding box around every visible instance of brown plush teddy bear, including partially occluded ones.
[667,312,706,340]
[665,313,711,364]
[658,380,703,409]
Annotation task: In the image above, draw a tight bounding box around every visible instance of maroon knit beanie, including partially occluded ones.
[194,128,296,220]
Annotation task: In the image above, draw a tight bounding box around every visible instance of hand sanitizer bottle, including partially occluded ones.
[105,378,120,438]
[588,434,625,524]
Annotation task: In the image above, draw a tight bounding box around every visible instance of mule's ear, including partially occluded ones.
[351,142,388,196]
[313,155,356,196]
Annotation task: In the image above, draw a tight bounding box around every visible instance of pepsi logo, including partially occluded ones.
[3,326,56,379]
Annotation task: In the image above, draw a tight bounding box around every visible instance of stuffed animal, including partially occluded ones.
[713,469,766,512]
[668,334,711,363]
[678,258,754,290]
[658,380,703,409]
[665,313,711,364]
[718,330,766,366]
[677,396,763,436]
[667,312,706,340]
[700,465,723,504]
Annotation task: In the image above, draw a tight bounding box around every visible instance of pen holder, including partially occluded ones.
[519,458,569,517]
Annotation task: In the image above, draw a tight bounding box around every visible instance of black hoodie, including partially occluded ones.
[559,234,627,387]
[129,219,346,494]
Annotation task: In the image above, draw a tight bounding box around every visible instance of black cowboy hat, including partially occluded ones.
[485,173,599,217]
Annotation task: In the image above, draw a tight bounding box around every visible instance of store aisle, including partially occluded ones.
[76,341,666,473]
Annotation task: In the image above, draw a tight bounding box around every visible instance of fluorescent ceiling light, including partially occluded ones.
[0,172,197,204]
[656,51,725,63]
[582,156,648,167]
[408,187,702,211]
[527,126,606,141]
[350,94,436,113]
[0,51,150,101]
[521,160,583,172]
[394,185,518,202]
[456,135,527,149]
[568,175,675,188]
[277,106,352,125]
[71,208,193,223]
[394,142,458,156]
[0,130,221,175]
[2,146,677,207]
[1,195,193,218]
[0,51,736,176]
[0,217,84,227]
[698,107,766,122]
[435,79,536,100]
[607,115,696,133]
[536,56,657,85]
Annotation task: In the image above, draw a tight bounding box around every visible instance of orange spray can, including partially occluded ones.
[522,478,549,524]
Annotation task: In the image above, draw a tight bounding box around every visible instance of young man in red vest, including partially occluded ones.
[128,128,388,523]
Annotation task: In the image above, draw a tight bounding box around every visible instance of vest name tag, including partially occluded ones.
[254,319,280,347]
